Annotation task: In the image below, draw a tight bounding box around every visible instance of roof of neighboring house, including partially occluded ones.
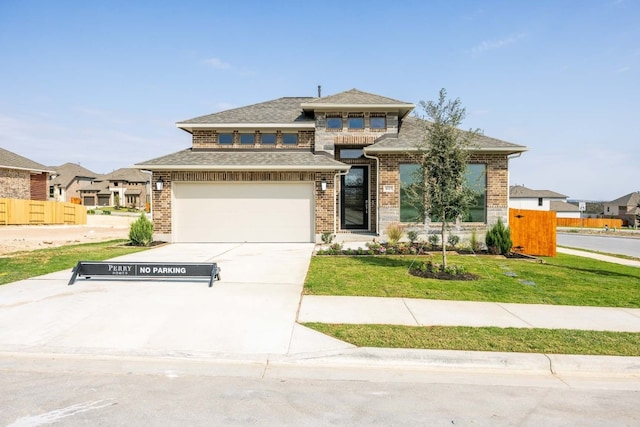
[509,185,567,199]
[100,168,151,183]
[177,97,315,131]
[550,200,580,212]
[78,180,111,195]
[135,149,350,171]
[0,147,53,173]
[606,191,640,207]
[364,116,528,154]
[50,162,97,187]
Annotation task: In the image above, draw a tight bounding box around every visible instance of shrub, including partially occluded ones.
[485,218,512,255]
[385,222,404,245]
[470,228,481,252]
[407,230,419,244]
[129,213,154,246]
[321,232,334,244]
[329,242,343,251]
[447,234,460,249]
[428,234,440,249]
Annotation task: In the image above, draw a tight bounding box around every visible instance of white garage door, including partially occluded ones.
[173,182,315,243]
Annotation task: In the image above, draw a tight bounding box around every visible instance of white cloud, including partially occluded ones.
[616,65,631,73]
[471,33,526,57]
[204,57,231,70]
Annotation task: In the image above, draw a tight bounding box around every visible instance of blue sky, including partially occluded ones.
[0,0,637,201]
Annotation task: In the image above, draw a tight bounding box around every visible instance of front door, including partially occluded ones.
[341,166,368,230]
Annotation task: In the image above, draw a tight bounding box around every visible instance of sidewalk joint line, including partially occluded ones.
[495,303,535,327]
[401,298,421,326]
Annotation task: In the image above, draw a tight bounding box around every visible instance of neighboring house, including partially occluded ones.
[136,89,528,243]
[0,147,53,201]
[603,191,640,227]
[49,162,97,203]
[79,168,151,209]
[509,185,580,218]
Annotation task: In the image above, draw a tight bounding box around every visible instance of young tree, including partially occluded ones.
[407,88,481,269]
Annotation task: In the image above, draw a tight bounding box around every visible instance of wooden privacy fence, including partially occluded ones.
[509,208,556,257]
[0,198,87,225]
[557,217,623,228]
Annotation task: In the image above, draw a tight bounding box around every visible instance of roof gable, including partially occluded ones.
[607,191,640,206]
[51,162,97,186]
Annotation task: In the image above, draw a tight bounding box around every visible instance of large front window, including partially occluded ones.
[399,163,487,223]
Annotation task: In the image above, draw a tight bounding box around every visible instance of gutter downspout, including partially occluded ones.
[506,152,524,224]
[363,150,380,236]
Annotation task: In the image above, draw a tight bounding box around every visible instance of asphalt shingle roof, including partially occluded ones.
[101,168,151,183]
[607,191,640,206]
[302,88,412,106]
[0,147,52,173]
[135,149,349,171]
[550,200,580,212]
[50,162,97,187]
[510,185,567,199]
[365,116,528,154]
[178,97,315,125]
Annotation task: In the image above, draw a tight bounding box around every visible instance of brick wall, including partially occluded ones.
[0,168,31,199]
[192,129,314,149]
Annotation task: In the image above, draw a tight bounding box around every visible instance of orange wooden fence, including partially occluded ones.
[509,208,556,257]
[0,198,87,225]
[557,217,623,228]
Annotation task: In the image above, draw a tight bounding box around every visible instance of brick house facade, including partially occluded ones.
[0,147,52,201]
[136,89,527,243]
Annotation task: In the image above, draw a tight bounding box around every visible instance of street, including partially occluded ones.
[1,355,639,426]
[557,233,640,258]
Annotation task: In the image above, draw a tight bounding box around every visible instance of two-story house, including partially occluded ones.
[78,168,151,209]
[509,185,581,219]
[136,89,528,243]
[49,162,97,203]
[603,191,640,227]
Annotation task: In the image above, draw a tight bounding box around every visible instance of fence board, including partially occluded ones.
[510,209,556,257]
[0,198,86,225]
[557,218,623,229]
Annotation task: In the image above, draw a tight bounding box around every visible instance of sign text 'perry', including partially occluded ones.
[68,261,220,287]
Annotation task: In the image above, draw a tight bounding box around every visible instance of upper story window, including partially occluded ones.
[538,197,543,206]
[282,133,298,145]
[370,115,386,129]
[339,148,364,159]
[327,116,343,130]
[240,134,254,145]
[218,133,233,144]
[261,133,276,144]
[348,114,364,129]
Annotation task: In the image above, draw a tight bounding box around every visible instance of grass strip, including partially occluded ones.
[305,323,640,356]
[0,240,150,285]
[304,254,640,308]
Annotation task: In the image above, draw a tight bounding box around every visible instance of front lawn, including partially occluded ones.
[0,240,150,285]
[305,323,640,356]
[304,254,640,308]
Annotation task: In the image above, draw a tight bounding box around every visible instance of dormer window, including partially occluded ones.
[327,115,342,130]
[348,114,364,129]
[282,133,298,145]
[218,133,233,144]
[370,114,386,129]
[240,134,254,145]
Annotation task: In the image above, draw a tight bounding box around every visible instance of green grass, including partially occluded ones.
[305,323,640,356]
[304,254,640,307]
[0,240,150,285]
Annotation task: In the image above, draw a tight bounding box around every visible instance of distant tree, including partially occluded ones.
[406,89,481,269]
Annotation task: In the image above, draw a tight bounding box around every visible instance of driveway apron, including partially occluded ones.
[0,243,314,358]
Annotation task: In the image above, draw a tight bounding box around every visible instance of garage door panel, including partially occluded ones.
[173,182,314,243]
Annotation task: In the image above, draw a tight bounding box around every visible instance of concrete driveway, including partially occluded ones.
[0,243,345,358]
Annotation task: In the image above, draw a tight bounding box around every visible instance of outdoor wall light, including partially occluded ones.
[155,177,164,191]
[321,178,327,191]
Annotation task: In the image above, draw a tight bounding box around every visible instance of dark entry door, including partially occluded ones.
[341,166,368,229]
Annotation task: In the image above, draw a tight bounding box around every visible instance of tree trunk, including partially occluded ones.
[441,214,447,270]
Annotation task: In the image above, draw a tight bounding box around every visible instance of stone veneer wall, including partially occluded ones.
[151,170,335,242]
[0,168,31,199]
[376,152,510,233]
